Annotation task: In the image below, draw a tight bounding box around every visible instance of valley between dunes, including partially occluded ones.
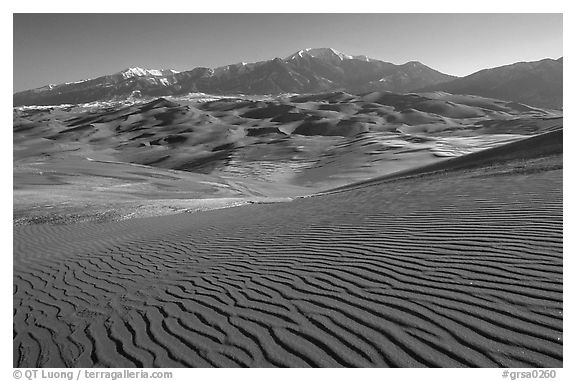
[13,127,563,367]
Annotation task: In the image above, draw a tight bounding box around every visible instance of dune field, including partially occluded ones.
[13,126,562,367]
[13,92,561,224]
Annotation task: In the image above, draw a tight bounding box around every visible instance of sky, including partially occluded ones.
[13,13,563,92]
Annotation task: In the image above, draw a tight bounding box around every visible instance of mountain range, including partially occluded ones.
[422,57,563,110]
[13,48,562,109]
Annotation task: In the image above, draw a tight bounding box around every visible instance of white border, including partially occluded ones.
[3,3,571,380]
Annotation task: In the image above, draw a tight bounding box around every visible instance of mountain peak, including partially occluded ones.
[285,48,380,63]
[286,47,354,61]
[13,49,460,106]
[118,67,179,79]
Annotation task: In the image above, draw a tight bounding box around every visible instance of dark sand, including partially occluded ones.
[13,131,562,367]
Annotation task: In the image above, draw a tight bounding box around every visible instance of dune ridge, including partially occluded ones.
[323,128,562,194]
[14,93,561,226]
[13,132,562,367]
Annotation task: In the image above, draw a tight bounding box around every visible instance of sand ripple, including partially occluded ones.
[13,153,562,367]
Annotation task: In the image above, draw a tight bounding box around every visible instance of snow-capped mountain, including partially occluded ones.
[286,47,354,61]
[118,67,180,79]
[285,48,378,63]
[14,48,458,106]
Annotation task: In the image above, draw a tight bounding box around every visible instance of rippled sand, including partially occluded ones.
[13,131,562,367]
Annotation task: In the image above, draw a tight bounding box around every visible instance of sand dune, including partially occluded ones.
[326,128,562,194]
[14,93,561,225]
[13,131,562,367]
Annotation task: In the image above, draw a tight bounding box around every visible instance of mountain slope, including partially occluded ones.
[420,58,563,109]
[13,48,455,106]
[13,67,182,106]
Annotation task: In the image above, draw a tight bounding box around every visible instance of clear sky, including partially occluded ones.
[13,13,563,92]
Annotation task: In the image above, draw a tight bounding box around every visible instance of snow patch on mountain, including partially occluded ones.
[286,48,355,61]
[119,67,179,79]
